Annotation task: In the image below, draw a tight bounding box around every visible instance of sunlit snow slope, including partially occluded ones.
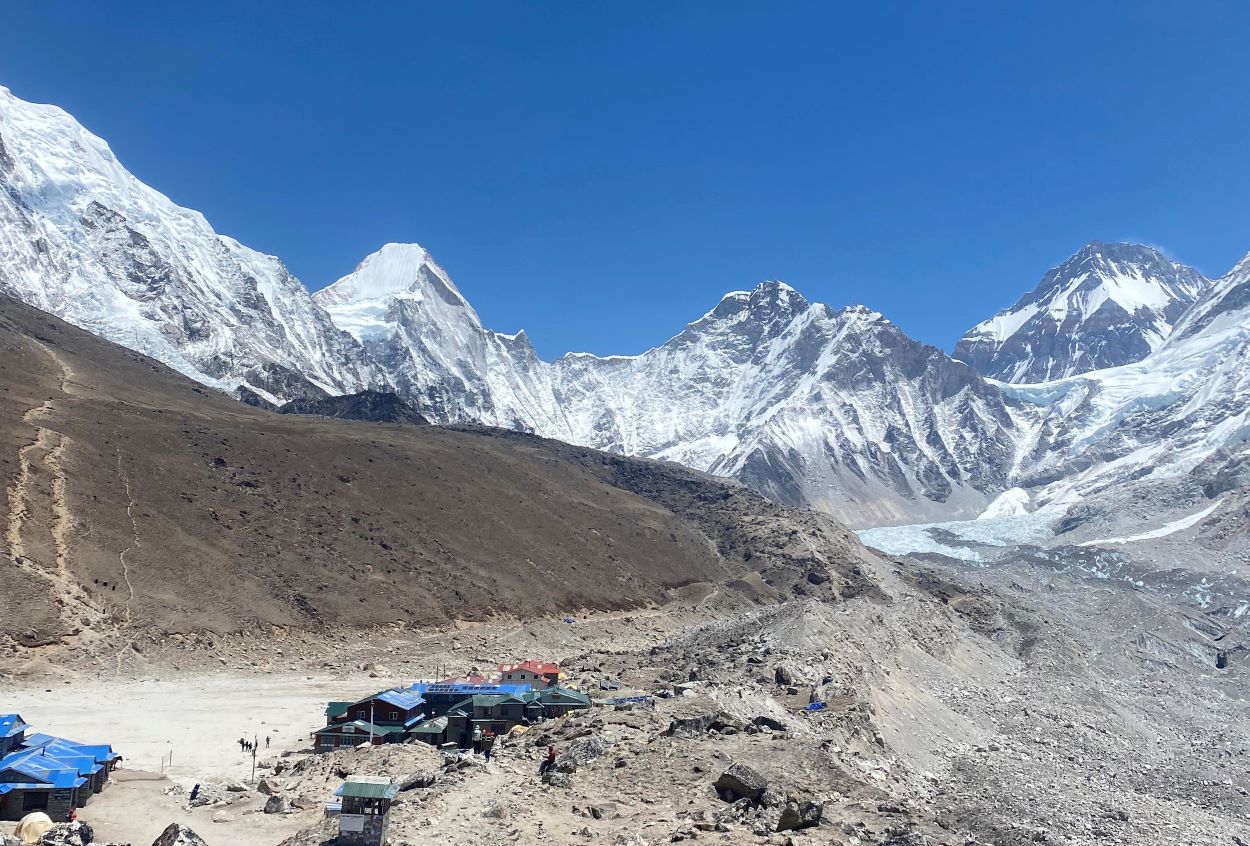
[0,86,379,403]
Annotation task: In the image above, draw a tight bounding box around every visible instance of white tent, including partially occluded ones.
[14,811,54,845]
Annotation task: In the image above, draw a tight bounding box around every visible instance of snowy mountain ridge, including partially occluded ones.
[2,83,1249,531]
[955,241,1211,383]
[995,247,1250,523]
[0,85,381,404]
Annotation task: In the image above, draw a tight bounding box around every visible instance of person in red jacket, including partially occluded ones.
[538,745,556,775]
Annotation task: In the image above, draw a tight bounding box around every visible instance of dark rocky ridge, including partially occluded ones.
[278,390,428,424]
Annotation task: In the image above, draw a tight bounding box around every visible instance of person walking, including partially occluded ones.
[265,736,271,749]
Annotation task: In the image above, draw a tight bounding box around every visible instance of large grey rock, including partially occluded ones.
[262,794,287,815]
[151,824,208,846]
[397,769,438,790]
[777,798,823,831]
[714,763,768,803]
[542,770,572,788]
[38,823,93,846]
[666,711,745,738]
[555,736,608,773]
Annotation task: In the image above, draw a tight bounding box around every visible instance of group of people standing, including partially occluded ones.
[237,735,270,753]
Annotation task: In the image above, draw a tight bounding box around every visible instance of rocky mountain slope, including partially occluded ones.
[0,85,379,404]
[955,241,1210,382]
[0,296,870,653]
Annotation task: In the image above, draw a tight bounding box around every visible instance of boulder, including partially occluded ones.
[777,799,822,831]
[37,823,93,846]
[589,801,620,820]
[542,770,572,788]
[666,711,745,738]
[262,794,287,815]
[752,715,787,733]
[714,763,768,803]
[255,778,278,796]
[151,824,209,846]
[397,769,438,791]
[555,736,608,773]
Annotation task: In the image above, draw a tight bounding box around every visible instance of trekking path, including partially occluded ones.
[4,339,106,641]
[115,447,140,616]
[403,743,611,845]
[418,751,550,844]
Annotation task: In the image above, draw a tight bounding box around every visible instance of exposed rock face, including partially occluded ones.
[554,736,608,773]
[956,241,1210,382]
[278,390,427,424]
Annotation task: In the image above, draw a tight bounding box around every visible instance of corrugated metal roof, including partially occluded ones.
[325,701,352,718]
[0,750,88,788]
[0,714,29,739]
[23,734,115,765]
[471,694,525,707]
[539,686,592,705]
[410,716,448,734]
[373,689,424,711]
[425,682,532,697]
[314,720,405,737]
[335,779,398,800]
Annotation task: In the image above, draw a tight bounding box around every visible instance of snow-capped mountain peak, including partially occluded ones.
[0,84,380,403]
[313,243,482,344]
[315,242,462,307]
[955,241,1211,382]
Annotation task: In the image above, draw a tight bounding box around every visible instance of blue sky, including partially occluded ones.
[3,2,1248,358]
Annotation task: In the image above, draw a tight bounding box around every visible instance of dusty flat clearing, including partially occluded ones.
[80,769,320,846]
[5,670,382,784]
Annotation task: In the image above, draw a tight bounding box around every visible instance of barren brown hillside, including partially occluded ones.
[0,297,871,649]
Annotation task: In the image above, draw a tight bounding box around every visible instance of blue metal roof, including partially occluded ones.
[424,682,532,697]
[0,749,89,788]
[23,733,118,764]
[373,689,424,711]
[0,714,29,739]
[0,725,118,797]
